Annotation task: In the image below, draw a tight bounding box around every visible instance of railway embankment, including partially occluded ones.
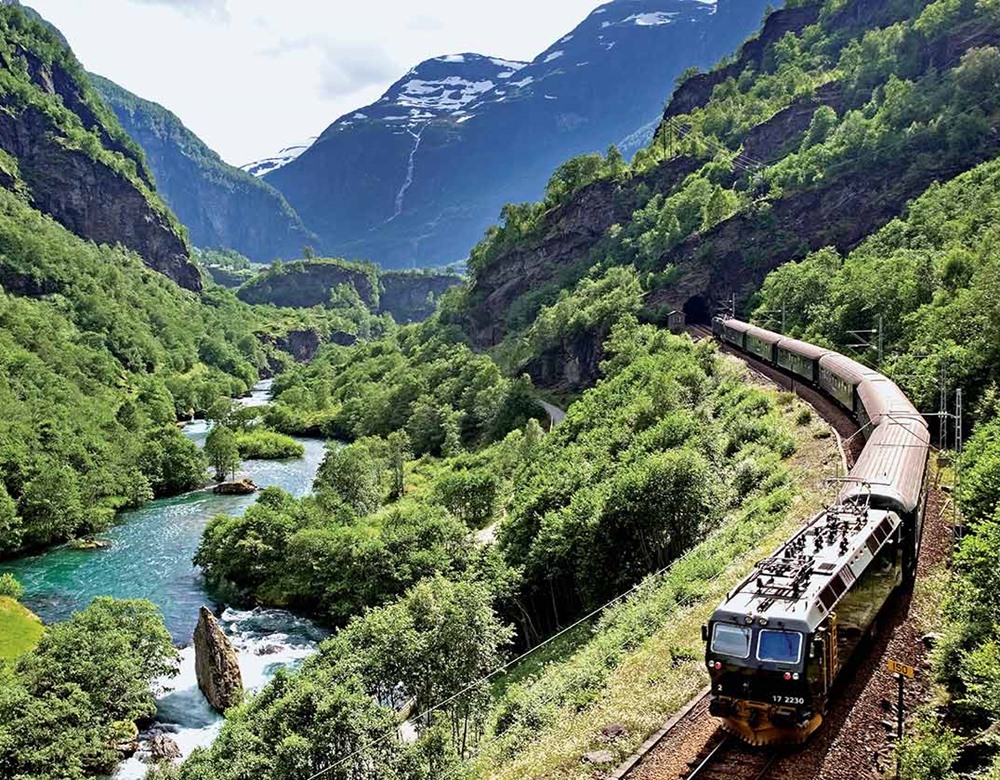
[619,334,954,780]
[465,352,842,780]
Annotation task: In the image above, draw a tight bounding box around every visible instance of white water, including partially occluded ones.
[115,607,327,777]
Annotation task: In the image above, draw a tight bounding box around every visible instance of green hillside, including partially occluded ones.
[91,74,319,262]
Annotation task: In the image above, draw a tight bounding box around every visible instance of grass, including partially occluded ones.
[466,372,842,779]
[0,597,43,661]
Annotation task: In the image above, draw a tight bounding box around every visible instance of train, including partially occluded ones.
[702,316,930,745]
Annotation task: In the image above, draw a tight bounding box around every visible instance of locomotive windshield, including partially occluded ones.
[756,629,803,664]
[711,623,752,658]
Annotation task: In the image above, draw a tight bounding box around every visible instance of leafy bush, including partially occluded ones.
[0,573,23,601]
[234,429,305,460]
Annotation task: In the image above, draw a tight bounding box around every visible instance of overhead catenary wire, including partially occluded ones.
[302,542,716,780]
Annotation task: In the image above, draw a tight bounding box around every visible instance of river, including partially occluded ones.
[0,380,330,776]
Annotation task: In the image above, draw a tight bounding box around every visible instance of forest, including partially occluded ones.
[2,0,1000,777]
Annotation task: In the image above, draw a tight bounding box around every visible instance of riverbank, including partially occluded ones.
[0,596,42,660]
[0,381,333,775]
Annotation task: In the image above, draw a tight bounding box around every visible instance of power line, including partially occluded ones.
[303,543,710,780]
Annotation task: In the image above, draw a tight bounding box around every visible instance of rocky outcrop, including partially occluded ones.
[147,734,182,763]
[237,259,462,324]
[0,9,200,290]
[213,479,259,496]
[464,155,700,348]
[663,5,821,121]
[524,329,607,392]
[379,272,463,323]
[237,260,377,309]
[193,606,243,712]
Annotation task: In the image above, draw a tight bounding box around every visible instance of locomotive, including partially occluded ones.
[703,317,930,745]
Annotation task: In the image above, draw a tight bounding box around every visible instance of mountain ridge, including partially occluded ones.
[264,0,773,269]
[92,75,319,262]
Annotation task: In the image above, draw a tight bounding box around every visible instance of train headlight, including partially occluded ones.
[793,673,800,681]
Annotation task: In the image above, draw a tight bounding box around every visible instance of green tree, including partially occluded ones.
[316,441,382,516]
[435,470,500,529]
[387,430,410,502]
[205,425,240,482]
[19,465,84,547]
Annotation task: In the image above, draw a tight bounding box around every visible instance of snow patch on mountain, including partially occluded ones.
[241,139,315,178]
[398,76,496,112]
[543,50,565,63]
[625,11,679,25]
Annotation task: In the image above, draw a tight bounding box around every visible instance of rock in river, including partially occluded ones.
[193,606,243,713]
[147,734,182,763]
[213,478,259,495]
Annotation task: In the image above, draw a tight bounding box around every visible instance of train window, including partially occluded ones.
[711,623,752,658]
[757,630,803,664]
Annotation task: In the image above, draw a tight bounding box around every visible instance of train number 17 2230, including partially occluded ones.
[772,695,806,705]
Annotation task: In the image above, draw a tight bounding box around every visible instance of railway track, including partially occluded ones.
[619,327,954,780]
[684,737,778,780]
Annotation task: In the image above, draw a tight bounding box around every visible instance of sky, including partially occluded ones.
[29,0,603,167]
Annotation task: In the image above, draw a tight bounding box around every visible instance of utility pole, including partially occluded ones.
[955,389,963,456]
[877,315,884,368]
[939,363,949,452]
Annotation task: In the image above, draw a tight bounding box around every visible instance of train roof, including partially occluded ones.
[710,504,902,633]
[720,319,752,334]
[819,352,882,385]
[857,377,925,427]
[841,417,930,514]
[746,325,784,345]
[775,337,830,361]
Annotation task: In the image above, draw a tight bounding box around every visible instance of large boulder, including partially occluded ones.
[147,734,182,763]
[213,478,258,496]
[193,606,243,713]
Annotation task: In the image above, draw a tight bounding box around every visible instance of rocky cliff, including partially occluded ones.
[193,606,243,713]
[236,259,463,323]
[459,0,1000,372]
[0,7,200,290]
[92,75,318,263]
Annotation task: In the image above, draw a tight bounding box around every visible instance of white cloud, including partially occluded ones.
[130,0,228,20]
[30,0,602,165]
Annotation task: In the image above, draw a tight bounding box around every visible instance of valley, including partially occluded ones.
[0,0,999,779]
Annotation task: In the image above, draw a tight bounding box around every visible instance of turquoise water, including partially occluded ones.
[2,433,327,641]
[1,383,327,643]
[0,382,332,773]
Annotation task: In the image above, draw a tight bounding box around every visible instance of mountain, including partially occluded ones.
[454,0,1000,389]
[91,76,319,262]
[264,0,773,269]
[0,5,200,289]
[240,138,316,178]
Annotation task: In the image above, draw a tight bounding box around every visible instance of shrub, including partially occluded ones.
[234,429,305,460]
[0,573,24,601]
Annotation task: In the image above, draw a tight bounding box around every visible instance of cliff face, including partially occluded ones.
[459,0,1000,379]
[379,272,464,323]
[92,75,318,263]
[236,259,462,323]
[0,8,200,290]
[236,260,378,309]
[465,155,700,348]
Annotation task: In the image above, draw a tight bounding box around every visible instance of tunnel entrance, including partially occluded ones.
[683,295,712,325]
